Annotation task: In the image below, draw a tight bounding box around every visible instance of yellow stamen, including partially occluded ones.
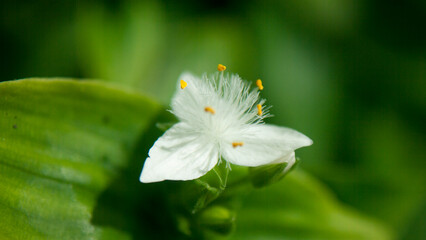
[204,106,215,114]
[257,104,262,116]
[232,142,244,148]
[180,79,187,89]
[256,79,264,90]
[217,64,227,71]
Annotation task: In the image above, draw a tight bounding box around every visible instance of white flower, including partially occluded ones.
[140,66,312,183]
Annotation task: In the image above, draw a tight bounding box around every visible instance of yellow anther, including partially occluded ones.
[256,79,264,90]
[257,104,262,116]
[204,106,215,114]
[180,79,187,89]
[217,64,227,71]
[232,142,244,148]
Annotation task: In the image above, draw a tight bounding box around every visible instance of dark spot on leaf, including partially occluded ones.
[14,116,17,119]
[13,124,17,129]
[102,116,110,124]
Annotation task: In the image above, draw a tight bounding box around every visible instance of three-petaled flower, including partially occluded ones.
[140,65,312,183]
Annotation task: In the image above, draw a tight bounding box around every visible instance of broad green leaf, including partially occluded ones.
[0,78,161,239]
[230,170,394,240]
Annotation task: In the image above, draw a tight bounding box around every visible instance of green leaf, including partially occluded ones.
[0,78,161,239]
[231,170,394,240]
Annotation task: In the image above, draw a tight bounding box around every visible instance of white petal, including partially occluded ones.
[140,123,219,183]
[221,124,312,167]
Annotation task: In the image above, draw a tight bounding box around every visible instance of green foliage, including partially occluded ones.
[1,1,424,238]
[76,1,165,91]
[0,79,160,239]
[232,170,393,240]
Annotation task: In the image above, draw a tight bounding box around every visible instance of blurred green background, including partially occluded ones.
[1,0,425,239]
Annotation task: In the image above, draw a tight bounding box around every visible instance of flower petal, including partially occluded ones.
[140,123,219,183]
[221,124,312,167]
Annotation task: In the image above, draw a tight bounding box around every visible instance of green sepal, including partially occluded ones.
[249,158,300,188]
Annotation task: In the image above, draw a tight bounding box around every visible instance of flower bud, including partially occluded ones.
[197,205,235,235]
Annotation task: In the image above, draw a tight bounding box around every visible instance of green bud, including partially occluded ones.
[249,157,300,188]
[197,205,235,235]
